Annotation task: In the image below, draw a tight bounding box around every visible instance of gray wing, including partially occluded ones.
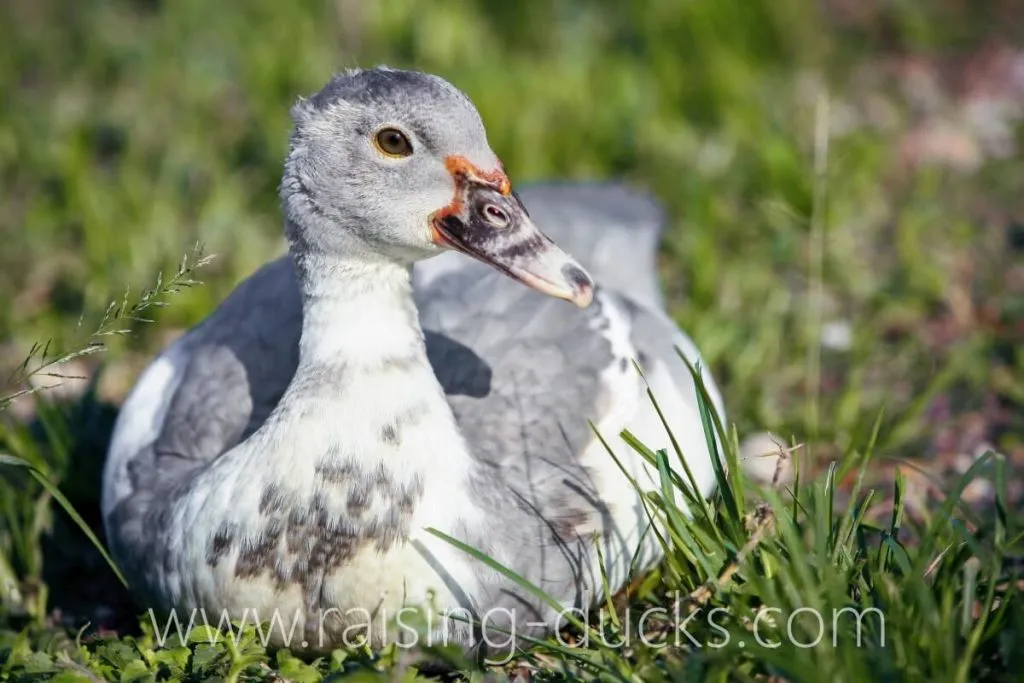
[414,266,717,515]
[418,264,616,467]
[153,257,301,465]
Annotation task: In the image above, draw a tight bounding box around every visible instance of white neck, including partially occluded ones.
[249,233,475,507]
[294,249,423,368]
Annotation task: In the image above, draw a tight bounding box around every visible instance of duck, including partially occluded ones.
[100,66,727,655]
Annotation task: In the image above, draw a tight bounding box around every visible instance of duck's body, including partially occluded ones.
[101,69,724,654]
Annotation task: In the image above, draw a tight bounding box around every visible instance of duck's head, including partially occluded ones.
[280,66,593,308]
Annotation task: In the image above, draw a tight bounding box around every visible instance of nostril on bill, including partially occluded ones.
[483,204,509,228]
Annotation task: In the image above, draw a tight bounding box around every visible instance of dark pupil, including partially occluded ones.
[384,132,403,150]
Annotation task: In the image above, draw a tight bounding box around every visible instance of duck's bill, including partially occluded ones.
[429,185,594,308]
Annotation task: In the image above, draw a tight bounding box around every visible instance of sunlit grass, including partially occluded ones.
[2,348,1018,681]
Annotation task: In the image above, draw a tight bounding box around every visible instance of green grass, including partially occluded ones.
[1,0,1022,680]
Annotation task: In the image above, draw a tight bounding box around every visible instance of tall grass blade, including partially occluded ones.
[0,453,128,589]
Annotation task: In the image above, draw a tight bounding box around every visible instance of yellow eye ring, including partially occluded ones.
[373,127,413,157]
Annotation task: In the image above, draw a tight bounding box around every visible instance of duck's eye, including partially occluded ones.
[374,128,413,157]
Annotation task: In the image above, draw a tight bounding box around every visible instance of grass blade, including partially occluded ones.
[0,453,128,589]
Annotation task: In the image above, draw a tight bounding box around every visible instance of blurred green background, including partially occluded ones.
[0,0,1022,548]
[0,1,1022,678]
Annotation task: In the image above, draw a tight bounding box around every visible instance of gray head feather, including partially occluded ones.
[279,66,502,268]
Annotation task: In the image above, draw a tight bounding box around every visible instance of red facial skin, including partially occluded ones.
[429,155,512,244]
